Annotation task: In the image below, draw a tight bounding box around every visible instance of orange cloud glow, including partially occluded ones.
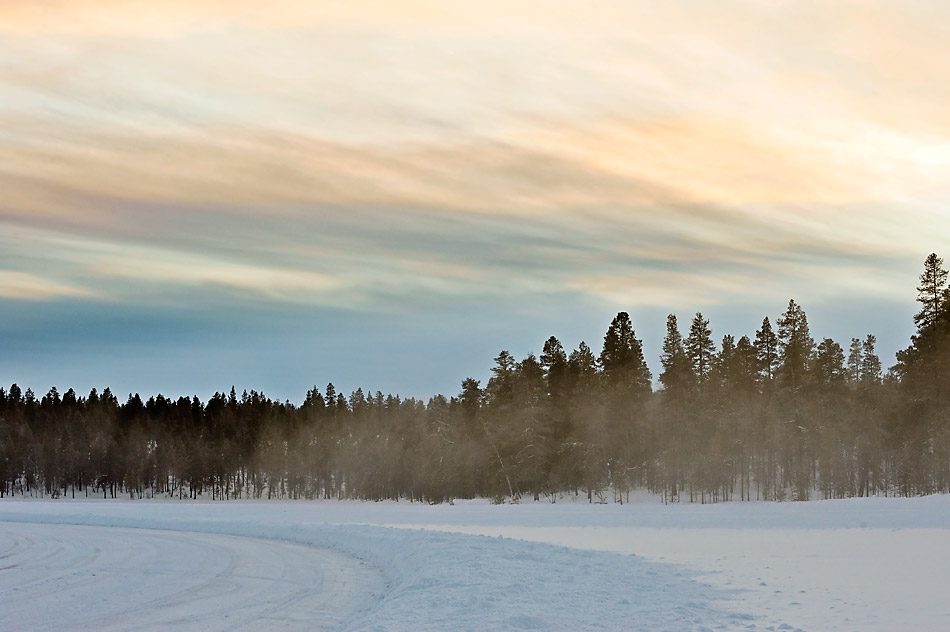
[1,0,948,311]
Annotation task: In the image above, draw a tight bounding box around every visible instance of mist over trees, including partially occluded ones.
[2,254,950,503]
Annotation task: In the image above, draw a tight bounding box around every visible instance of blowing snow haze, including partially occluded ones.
[4,6,950,631]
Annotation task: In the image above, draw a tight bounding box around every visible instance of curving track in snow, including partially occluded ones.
[0,522,386,632]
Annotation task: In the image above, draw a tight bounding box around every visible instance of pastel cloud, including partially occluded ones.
[1,0,947,317]
[0,270,93,301]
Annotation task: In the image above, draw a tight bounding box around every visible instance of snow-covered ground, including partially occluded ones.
[0,522,384,631]
[2,495,949,631]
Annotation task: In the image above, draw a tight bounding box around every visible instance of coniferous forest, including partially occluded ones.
[2,254,950,504]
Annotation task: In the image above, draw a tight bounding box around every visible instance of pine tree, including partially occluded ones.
[814,338,845,387]
[895,254,950,403]
[516,354,545,407]
[487,350,517,405]
[754,317,778,382]
[777,299,815,391]
[458,378,482,413]
[599,312,652,499]
[860,335,882,385]
[600,312,652,398]
[540,336,569,399]
[847,338,863,384]
[686,312,715,385]
[915,253,948,331]
[734,335,759,392]
[567,341,599,393]
[660,314,694,393]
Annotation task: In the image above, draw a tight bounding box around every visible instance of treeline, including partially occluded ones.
[1,254,949,503]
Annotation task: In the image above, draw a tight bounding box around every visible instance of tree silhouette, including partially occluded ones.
[3,256,949,503]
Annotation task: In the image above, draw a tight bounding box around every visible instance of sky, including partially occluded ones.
[2,0,949,403]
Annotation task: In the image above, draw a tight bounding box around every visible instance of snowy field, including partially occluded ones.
[2,496,949,631]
